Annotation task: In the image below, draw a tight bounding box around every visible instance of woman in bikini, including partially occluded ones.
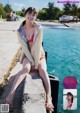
[66,92,74,110]
[5,7,54,112]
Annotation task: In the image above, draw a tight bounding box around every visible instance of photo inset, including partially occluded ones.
[63,89,77,110]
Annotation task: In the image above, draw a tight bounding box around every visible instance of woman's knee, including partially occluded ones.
[38,63,47,75]
[38,58,47,72]
[23,65,31,73]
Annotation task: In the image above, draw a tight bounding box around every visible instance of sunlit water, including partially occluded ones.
[43,27,80,113]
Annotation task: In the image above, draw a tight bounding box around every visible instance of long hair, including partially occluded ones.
[21,7,38,26]
[67,92,74,103]
[24,7,38,16]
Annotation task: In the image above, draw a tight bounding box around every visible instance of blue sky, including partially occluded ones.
[0,0,80,11]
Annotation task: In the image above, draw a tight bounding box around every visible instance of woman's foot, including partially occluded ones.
[45,96,54,112]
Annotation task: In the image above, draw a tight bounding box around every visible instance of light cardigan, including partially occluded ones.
[17,21,45,69]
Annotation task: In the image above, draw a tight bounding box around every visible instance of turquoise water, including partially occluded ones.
[43,27,80,113]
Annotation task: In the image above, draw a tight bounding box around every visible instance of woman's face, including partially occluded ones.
[67,95,72,101]
[25,11,36,22]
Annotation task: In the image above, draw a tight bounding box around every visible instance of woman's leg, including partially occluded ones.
[38,58,54,111]
[6,57,31,107]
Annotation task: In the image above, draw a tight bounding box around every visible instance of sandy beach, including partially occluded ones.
[0,30,20,83]
[63,22,80,28]
[0,20,24,83]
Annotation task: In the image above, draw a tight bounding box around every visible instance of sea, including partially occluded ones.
[43,27,80,113]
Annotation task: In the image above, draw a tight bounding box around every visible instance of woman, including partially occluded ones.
[5,7,54,111]
[66,92,74,110]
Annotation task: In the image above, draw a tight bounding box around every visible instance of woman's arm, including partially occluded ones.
[32,26,43,69]
[17,31,35,66]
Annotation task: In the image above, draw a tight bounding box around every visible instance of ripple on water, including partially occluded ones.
[43,27,80,113]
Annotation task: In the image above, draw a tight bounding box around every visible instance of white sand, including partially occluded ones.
[0,20,24,83]
[64,22,80,28]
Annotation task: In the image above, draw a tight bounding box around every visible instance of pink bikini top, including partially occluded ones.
[27,33,34,42]
[68,103,72,108]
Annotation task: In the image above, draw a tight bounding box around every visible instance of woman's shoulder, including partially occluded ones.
[17,20,26,31]
[34,21,43,30]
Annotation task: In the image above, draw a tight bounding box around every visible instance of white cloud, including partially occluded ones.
[14,3,25,7]
[14,3,26,11]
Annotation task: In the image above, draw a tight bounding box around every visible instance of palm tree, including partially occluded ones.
[71,4,78,16]
[47,2,55,20]
[63,3,72,15]
[48,2,54,9]
[4,4,13,13]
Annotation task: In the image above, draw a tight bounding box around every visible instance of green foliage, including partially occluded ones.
[4,4,13,13]
[38,2,61,20]
[63,3,78,16]
[77,7,80,18]
[16,11,24,16]
[48,2,54,9]
[0,2,80,20]
[71,4,78,16]
[63,3,72,15]
[47,2,55,20]
[53,7,60,19]
[22,7,26,13]
[58,10,64,17]
[0,3,25,18]
[38,9,48,20]
[0,4,6,18]
[37,2,80,20]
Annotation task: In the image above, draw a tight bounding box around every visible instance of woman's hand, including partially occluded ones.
[31,65,38,72]
[31,65,35,71]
